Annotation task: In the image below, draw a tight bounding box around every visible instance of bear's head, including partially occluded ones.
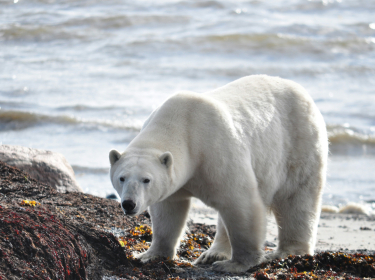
[109,149,174,216]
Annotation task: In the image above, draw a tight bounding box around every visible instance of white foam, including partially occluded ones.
[321,205,339,213]
[338,202,370,215]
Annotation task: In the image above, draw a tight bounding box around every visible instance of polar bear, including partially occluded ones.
[109,75,328,273]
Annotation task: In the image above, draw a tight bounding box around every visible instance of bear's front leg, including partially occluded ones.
[211,186,267,273]
[135,197,191,262]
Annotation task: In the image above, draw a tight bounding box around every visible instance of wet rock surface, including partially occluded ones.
[0,161,132,279]
[1,161,374,279]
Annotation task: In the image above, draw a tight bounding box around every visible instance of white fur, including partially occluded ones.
[109,75,328,273]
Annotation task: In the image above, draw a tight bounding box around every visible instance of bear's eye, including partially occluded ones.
[119,177,125,182]
[143,178,150,184]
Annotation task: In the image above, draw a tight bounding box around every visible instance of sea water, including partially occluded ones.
[1,0,374,210]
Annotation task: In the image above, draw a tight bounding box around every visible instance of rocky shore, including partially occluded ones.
[1,161,375,279]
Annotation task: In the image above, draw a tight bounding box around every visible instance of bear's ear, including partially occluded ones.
[159,151,173,169]
[109,150,121,166]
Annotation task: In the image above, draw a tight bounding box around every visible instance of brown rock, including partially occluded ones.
[0,161,131,280]
[0,145,82,193]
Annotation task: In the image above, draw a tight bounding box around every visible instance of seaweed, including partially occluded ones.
[1,161,375,279]
[0,205,88,279]
[251,252,375,279]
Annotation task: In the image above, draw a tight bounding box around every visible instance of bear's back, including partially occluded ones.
[205,75,327,199]
[203,75,323,142]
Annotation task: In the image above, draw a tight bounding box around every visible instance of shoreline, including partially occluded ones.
[189,205,375,252]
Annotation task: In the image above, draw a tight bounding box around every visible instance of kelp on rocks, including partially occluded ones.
[1,161,375,279]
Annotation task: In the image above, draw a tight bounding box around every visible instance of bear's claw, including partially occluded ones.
[134,251,161,263]
[194,250,231,265]
[265,246,310,261]
[264,251,286,261]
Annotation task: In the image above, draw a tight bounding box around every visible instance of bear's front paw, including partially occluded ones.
[264,250,293,261]
[134,250,163,263]
[194,249,231,265]
[212,260,251,273]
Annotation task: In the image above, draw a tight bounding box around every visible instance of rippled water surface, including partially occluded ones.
[1,0,375,209]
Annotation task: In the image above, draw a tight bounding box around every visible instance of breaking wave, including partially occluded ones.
[327,125,375,146]
[0,14,189,42]
[72,165,109,174]
[0,24,87,42]
[2,110,375,150]
[0,110,142,132]
[153,32,375,55]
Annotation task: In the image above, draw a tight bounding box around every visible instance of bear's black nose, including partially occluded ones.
[122,200,136,212]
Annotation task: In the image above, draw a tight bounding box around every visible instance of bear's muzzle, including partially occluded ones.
[122,199,136,215]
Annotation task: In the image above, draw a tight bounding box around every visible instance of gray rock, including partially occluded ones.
[0,145,82,193]
[264,241,277,247]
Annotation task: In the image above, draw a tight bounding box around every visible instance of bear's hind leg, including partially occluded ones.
[135,197,191,262]
[194,214,231,265]
[267,182,323,261]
